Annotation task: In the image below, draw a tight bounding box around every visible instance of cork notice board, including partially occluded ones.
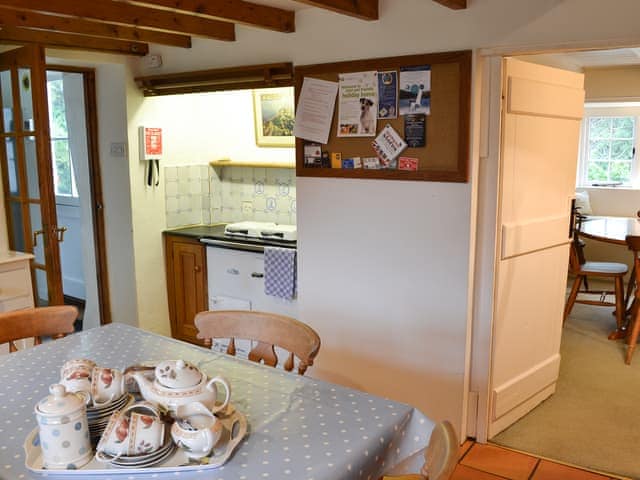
[295,50,471,182]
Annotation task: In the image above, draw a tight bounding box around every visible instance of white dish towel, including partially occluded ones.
[264,247,297,300]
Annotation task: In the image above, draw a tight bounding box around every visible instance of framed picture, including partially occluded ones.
[253,87,295,147]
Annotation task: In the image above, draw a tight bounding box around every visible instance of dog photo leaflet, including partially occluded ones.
[337,71,378,137]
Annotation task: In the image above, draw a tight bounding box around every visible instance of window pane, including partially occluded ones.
[5,137,19,195]
[47,78,67,138]
[0,70,14,133]
[612,117,635,139]
[589,140,610,160]
[29,203,44,265]
[52,139,72,196]
[611,140,634,160]
[9,201,24,251]
[18,69,34,132]
[587,161,609,182]
[24,136,39,199]
[610,161,632,183]
[589,117,612,138]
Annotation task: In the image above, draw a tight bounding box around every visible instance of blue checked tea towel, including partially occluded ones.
[264,247,297,300]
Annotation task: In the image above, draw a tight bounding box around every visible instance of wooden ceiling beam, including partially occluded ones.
[432,0,467,10]
[0,0,235,41]
[0,26,149,56]
[292,0,378,20]
[0,7,191,48]
[130,0,295,33]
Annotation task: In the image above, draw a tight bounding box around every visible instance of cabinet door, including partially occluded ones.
[170,241,207,343]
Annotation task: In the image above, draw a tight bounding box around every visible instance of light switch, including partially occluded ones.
[110,143,126,157]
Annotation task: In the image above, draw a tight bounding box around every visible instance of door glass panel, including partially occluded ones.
[34,268,48,306]
[5,137,19,195]
[0,70,14,133]
[18,68,34,132]
[23,136,39,199]
[29,203,44,264]
[9,201,24,251]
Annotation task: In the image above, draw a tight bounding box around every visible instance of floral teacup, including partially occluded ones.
[60,359,95,394]
[91,367,126,407]
[96,403,164,460]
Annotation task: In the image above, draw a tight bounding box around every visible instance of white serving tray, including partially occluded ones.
[24,405,247,475]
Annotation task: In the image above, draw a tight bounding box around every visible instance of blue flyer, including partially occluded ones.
[377,71,398,119]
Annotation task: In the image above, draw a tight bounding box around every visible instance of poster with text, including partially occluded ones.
[337,71,378,137]
[399,66,431,115]
[377,71,398,119]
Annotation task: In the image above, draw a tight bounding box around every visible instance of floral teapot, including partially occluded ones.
[127,360,230,415]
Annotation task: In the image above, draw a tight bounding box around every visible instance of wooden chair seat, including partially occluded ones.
[381,420,458,480]
[0,306,78,352]
[579,261,628,276]
[195,310,320,375]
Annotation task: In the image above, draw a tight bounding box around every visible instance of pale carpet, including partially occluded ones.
[491,300,640,480]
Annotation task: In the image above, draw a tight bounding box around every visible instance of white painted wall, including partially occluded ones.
[122,0,640,436]
[135,90,295,167]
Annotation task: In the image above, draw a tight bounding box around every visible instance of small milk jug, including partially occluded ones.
[34,384,92,469]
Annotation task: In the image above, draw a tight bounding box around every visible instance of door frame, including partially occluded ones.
[46,65,111,325]
[469,39,640,442]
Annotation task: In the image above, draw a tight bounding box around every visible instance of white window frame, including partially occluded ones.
[577,103,640,188]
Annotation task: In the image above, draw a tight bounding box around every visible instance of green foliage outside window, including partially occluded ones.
[47,78,75,197]
[586,116,636,185]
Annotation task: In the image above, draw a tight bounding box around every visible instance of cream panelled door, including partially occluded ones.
[488,58,584,437]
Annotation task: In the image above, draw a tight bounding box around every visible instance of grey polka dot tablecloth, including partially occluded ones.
[0,324,432,479]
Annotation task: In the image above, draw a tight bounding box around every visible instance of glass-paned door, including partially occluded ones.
[0,45,63,306]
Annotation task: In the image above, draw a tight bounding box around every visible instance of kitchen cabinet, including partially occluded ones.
[164,233,207,345]
[0,252,34,312]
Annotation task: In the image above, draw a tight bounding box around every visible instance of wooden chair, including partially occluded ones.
[0,306,78,352]
[564,225,628,338]
[623,235,640,364]
[194,310,321,375]
[381,420,458,480]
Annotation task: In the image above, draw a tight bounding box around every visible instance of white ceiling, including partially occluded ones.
[520,48,640,71]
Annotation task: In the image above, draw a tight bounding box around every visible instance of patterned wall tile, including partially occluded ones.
[165,164,297,229]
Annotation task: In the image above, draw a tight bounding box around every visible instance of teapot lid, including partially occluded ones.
[36,384,86,416]
[155,360,202,389]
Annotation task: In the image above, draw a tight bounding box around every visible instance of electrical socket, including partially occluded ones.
[241,201,253,215]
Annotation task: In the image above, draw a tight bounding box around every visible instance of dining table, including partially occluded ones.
[0,323,431,479]
[578,215,640,246]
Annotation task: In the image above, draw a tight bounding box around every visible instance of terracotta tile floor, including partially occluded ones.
[454,442,621,480]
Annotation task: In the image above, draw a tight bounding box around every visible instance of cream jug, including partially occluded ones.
[34,384,92,470]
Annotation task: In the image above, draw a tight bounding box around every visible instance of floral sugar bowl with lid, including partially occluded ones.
[34,384,92,469]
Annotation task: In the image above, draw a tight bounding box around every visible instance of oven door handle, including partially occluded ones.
[200,238,296,253]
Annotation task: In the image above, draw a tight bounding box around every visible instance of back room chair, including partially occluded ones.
[195,310,321,375]
[564,221,627,337]
[0,306,78,352]
[623,235,640,364]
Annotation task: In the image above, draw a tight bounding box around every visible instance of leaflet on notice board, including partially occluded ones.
[293,77,339,144]
[337,71,378,138]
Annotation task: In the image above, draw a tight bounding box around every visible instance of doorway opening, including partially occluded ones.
[474,47,640,479]
[45,66,111,328]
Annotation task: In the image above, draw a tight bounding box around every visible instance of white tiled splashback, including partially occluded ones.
[164,165,296,228]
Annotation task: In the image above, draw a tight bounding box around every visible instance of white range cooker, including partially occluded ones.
[200,220,298,320]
